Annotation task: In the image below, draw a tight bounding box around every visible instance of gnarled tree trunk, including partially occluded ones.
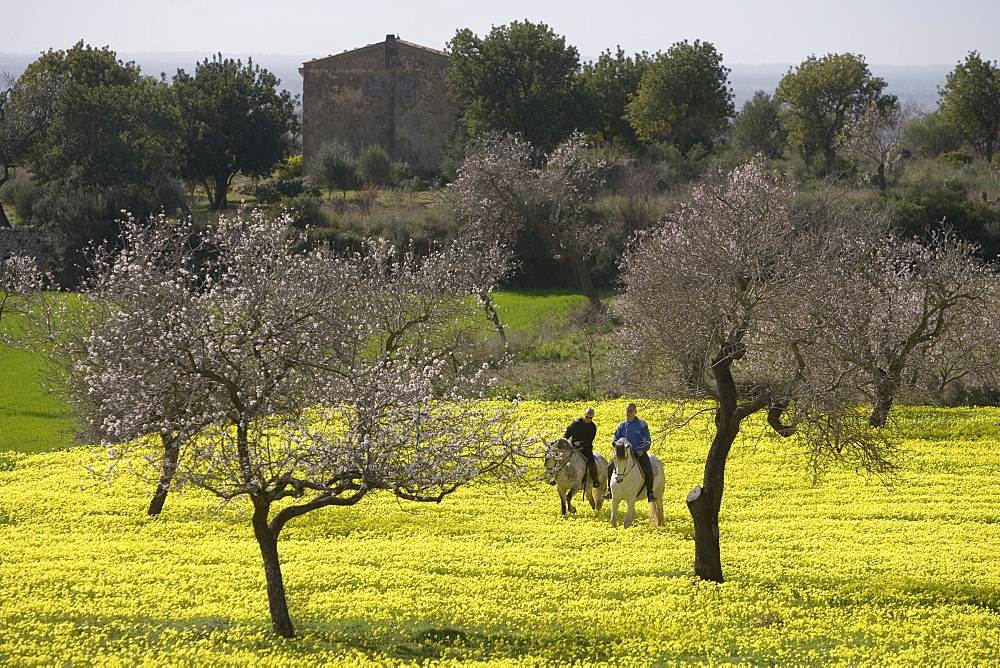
[251,495,294,638]
[686,345,743,583]
[147,432,180,516]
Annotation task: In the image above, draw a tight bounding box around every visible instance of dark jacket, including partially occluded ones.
[563,417,597,453]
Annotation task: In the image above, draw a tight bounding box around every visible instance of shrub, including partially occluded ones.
[308,142,358,196]
[357,145,393,186]
[937,149,975,166]
[252,177,315,204]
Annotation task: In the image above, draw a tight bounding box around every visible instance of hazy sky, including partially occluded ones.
[3,0,998,66]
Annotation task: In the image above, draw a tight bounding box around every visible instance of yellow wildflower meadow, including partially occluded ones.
[1,401,999,665]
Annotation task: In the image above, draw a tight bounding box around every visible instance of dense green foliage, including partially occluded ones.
[625,40,734,154]
[775,52,894,175]
[173,54,298,209]
[938,51,1000,163]
[446,21,584,151]
[577,47,651,149]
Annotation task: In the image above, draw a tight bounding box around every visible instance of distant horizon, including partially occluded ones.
[1,50,951,111]
[0,49,966,68]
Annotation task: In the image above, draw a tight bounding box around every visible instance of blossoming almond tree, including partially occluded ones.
[451,133,606,308]
[618,161,995,583]
[55,208,531,637]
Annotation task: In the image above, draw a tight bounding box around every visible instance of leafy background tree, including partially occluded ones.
[775,52,894,176]
[728,90,786,159]
[625,40,734,155]
[0,72,58,227]
[308,141,358,197]
[17,42,182,284]
[173,54,298,210]
[937,51,1000,163]
[578,47,651,150]
[446,21,583,152]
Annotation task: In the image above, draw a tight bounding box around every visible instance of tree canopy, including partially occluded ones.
[173,55,298,209]
[446,21,583,151]
[938,51,1000,163]
[578,47,651,149]
[775,52,893,175]
[451,133,606,308]
[618,161,995,582]
[624,40,734,154]
[40,207,528,637]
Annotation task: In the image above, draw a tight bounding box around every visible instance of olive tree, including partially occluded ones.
[54,208,531,637]
[451,133,606,308]
[938,51,1000,163]
[775,53,894,175]
[618,161,994,582]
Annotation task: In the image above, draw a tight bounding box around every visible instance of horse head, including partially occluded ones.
[612,437,632,483]
[544,437,573,478]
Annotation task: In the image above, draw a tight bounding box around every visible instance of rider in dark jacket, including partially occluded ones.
[562,407,601,488]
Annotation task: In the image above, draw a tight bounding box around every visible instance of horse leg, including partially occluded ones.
[559,487,567,516]
[609,493,619,527]
[566,487,577,514]
[624,499,635,528]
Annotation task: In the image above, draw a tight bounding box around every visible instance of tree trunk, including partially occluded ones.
[478,291,506,344]
[876,162,887,191]
[824,147,836,176]
[212,174,229,210]
[147,432,180,516]
[0,173,11,227]
[564,246,602,309]
[686,486,723,581]
[869,375,897,428]
[686,346,742,583]
[251,495,295,637]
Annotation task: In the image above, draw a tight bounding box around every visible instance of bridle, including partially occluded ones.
[544,444,576,478]
[613,441,637,482]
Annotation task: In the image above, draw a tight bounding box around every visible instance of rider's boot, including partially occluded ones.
[589,461,602,488]
[602,462,614,499]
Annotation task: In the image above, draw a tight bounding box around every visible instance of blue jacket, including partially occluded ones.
[613,417,651,453]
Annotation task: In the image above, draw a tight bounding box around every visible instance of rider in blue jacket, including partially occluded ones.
[604,403,655,502]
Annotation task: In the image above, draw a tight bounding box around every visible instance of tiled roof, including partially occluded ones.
[301,36,448,66]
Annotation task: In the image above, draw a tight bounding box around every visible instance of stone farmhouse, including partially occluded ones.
[299,35,459,173]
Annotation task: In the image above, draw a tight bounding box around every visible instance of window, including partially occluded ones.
[364,76,386,98]
[399,78,416,99]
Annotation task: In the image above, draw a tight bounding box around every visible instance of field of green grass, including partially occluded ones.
[0,334,74,454]
[2,292,1000,665]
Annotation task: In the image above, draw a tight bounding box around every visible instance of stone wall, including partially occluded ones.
[300,35,460,173]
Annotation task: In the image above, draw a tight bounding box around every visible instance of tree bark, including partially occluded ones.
[686,345,743,583]
[212,174,229,210]
[147,432,180,516]
[565,246,602,309]
[824,147,837,176]
[251,495,295,637]
[0,173,11,227]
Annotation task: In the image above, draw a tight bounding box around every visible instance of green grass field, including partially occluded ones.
[0,335,74,454]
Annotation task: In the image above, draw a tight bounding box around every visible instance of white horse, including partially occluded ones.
[609,437,666,528]
[544,438,609,516]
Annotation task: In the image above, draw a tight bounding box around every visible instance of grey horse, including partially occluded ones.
[544,437,609,516]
